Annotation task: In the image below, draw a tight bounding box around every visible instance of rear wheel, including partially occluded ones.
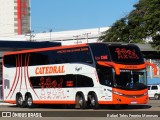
[75,94,86,109]
[90,93,99,109]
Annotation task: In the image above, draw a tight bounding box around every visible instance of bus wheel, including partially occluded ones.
[154,94,160,100]
[90,93,99,109]
[26,94,34,108]
[76,94,86,109]
[16,94,24,107]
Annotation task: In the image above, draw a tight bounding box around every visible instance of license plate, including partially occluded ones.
[131,101,137,104]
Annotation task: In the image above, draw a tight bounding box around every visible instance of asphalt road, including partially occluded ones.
[0,100,160,120]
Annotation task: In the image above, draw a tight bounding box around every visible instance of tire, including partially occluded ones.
[90,93,99,109]
[75,94,86,109]
[154,94,160,100]
[16,94,25,107]
[26,94,34,108]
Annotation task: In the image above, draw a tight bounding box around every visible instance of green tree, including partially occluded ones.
[100,0,160,49]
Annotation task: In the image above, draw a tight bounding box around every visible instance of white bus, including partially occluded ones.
[2,43,157,109]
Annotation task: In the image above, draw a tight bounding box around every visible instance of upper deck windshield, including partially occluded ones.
[108,45,144,64]
[90,43,144,64]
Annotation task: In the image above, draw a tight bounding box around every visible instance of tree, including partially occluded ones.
[100,0,160,49]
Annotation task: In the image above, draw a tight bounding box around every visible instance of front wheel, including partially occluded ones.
[154,94,160,100]
[75,94,86,109]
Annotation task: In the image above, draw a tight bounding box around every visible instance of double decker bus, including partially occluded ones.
[2,43,156,109]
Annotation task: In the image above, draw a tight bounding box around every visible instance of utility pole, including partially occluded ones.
[49,29,52,40]
[83,32,91,43]
[25,30,35,41]
[73,35,81,44]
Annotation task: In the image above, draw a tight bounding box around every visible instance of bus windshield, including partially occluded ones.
[97,64,147,90]
[114,69,147,90]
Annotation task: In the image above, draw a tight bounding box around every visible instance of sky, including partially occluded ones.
[31,0,139,33]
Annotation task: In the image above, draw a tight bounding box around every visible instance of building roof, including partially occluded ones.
[0,41,61,51]
[135,43,158,52]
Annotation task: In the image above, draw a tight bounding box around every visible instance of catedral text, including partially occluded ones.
[35,65,65,75]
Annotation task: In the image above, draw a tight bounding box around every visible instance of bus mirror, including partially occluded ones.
[97,61,120,75]
[145,62,158,76]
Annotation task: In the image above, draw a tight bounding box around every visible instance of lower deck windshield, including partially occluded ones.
[97,65,147,90]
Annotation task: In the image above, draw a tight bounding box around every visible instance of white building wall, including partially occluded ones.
[0,27,109,45]
[0,0,16,36]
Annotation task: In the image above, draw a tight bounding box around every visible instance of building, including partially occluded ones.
[0,0,30,36]
[136,44,160,84]
[0,27,109,44]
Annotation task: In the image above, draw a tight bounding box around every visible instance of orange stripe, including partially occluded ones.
[98,101,113,104]
[3,44,88,55]
[33,100,75,105]
[4,100,16,104]
[97,61,146,75]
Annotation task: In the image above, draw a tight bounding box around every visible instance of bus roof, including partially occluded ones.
[3,43,88,56]
[3,42,141,56]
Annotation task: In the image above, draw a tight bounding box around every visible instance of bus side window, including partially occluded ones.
[76,75,94,87]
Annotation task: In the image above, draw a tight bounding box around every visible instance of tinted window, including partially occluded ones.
[29,52,50,66]
[56,47,92,64]
[147,86,151,90]
[108,45,144,64]
[151,86,158,90]
[90,44,110,61]
[4,47,93,67]
[4,54,27,68]
[30,75,76,88]
[29,47,92,66]
[30,74,93,88]
[76,75,94,87]
[4,55,16,67]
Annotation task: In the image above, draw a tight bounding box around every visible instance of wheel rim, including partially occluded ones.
[155,95,159,99]
[27,97,32,106]
[18,96,23,106]
[78,97,83,107]
[91,97,96,106]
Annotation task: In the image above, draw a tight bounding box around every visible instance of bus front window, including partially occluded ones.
[114,69,147,90]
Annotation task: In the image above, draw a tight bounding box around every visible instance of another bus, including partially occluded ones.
[2,43,157,109]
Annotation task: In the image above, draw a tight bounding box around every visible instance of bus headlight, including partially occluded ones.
[113,91,123,96]
[107,89,123,96]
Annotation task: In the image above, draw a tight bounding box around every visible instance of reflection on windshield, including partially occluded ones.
[114,70,147,90]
